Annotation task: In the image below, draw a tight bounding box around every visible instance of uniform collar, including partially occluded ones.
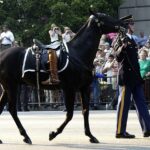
[126,33,133,39]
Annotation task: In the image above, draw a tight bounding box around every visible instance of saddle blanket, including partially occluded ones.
[22,42,69,79]
[22,47,49,78]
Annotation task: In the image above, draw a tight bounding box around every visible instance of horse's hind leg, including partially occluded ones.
[80,88,99,143]
[0,90,8,114]
[7,84,32,144]
[49,90,75,141]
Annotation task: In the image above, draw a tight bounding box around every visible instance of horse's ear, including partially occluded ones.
[89,8,94,15]
[89,8,99,18]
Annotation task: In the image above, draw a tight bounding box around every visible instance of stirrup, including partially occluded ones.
[41,78,52,85]
[50,79,60,84]
[41,78,60,85]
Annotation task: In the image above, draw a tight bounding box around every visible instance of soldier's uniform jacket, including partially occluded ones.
[115,35,143,87]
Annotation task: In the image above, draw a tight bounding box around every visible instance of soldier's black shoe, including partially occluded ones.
[116,132,135,138]
[143,131,150,137]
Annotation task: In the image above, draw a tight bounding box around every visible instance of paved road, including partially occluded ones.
[0,110,150,150]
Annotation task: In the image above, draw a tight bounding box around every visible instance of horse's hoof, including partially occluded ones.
[49,131,56,141]
[0,140,2,144]
[23,138,32,145]
[90,137,99,143]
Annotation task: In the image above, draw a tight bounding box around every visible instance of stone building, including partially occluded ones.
[119,0,150,36]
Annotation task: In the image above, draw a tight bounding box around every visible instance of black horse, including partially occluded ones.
[0,11,128,144]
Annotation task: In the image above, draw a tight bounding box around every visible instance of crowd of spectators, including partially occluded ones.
[91,31,150,109]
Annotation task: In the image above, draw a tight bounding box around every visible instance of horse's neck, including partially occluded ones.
[70,26,101,70]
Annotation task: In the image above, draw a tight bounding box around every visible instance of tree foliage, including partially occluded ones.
[0,0,123,46]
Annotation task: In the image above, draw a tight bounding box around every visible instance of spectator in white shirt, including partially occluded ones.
[62,26,75,43]
[0,25,15,51]
[49,23,62,43]
[104,42,113,60]
[102,54,116,85]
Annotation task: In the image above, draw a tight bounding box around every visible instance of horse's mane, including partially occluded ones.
[69,18,91,42]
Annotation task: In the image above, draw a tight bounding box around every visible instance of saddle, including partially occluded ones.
[33,39,60,50]
[22,39,69,85]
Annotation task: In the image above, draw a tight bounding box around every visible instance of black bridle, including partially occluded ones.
[91,13,127,34]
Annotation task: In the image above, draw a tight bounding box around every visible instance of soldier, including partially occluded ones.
[115,17,150,138]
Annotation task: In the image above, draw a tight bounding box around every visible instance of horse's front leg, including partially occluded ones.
[49,90,75,141]
[80,87,99,143]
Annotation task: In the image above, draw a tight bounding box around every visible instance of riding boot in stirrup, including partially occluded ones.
[49,49,60,84]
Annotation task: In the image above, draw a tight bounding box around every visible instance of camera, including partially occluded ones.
[54,27,59,30]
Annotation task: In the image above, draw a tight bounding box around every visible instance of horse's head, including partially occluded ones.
[89,10,130,34]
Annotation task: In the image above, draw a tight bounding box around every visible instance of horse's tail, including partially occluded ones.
[0,51,6,105]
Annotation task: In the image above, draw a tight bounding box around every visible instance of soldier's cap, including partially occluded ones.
[120,15,134,25]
